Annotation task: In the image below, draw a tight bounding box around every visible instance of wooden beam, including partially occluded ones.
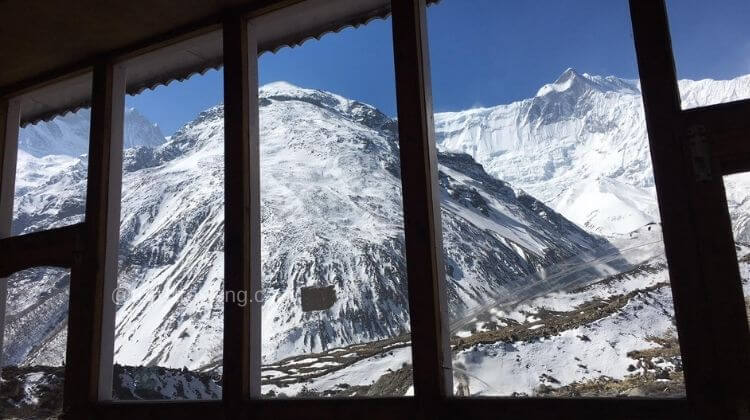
[222,13,260,413]
[391,0,453,410]
[0,223,83,277]
[0,96,20,377]
[440,398,689,420]
[93,401,225,419]
[681,97,750,126]
[87,397,693,420]
[629,1,750,418]
[64,60,126,415]
[679,99,750,176]
[250,398,417,420]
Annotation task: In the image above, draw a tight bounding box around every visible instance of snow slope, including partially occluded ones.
[452,262,678,396]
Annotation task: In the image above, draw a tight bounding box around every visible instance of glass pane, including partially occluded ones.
[723,173,750,322]
[427,0,684,397]
[258,17,413,398]
[666,0,750,109]
[14,110,90,236]
[2,267,69,419]
[113,70,224,400]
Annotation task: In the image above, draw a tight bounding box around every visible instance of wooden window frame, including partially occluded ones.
[629,1,750,418]
[1,0,748,418]
[0,96,21,381]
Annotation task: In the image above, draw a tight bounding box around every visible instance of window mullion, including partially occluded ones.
[391,0,453,408]
[247,21,263,401]
[222,13,261,411]
[63,61,125,413]
[0,97,21,380]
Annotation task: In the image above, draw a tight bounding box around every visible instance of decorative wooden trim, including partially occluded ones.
[0,96,21,377]
[3,1,445,127]
[253,0,390,54]
[0,224,83,277]
[222,13,257,412]
[0,1,300,100]
[16,72,93,128]
[391,0,453,409]
[629,1,750,418]
[63,60,126,416]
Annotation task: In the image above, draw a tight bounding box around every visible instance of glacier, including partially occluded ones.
[433,68,750,236]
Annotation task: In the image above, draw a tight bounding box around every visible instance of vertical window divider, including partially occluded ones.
[0,96,21,379]
[391,0,453,409]
[629,0,750,417]
[222,13,261,412]
[64,60,125,414]
[247,21,263,402]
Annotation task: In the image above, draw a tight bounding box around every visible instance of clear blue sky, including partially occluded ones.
[126,0,750,136]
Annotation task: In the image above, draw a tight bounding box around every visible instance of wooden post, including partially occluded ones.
[223,14,261,412]
[629,1,750,418]
[0,98,21,378]
[391,0,453,410]
[64,61,125,414]
[247,23,263,402]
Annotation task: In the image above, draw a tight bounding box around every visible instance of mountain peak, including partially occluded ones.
[536,68,639,97]
[536,68,592,97]
[555,68,581,84]
[257,81,396,134]
[259,81,340,101]
[259,80,306,95]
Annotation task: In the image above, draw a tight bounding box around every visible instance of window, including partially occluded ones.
[4,0,750,417]
[427,0,684,397]
[1,267,69,419]
[665,0,750,109]
[257,15,413,398]
[112,70,225,400]
[13,110,89,236]
[1,80,90,417]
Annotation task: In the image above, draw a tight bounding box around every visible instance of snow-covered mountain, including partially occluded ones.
[18,107,165,158]
[5,71,750,395]
[257,82,606,361]
[113,82,608,366]
[4,82,608,370]
[11,108,166,235]
[434,69,750,236]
